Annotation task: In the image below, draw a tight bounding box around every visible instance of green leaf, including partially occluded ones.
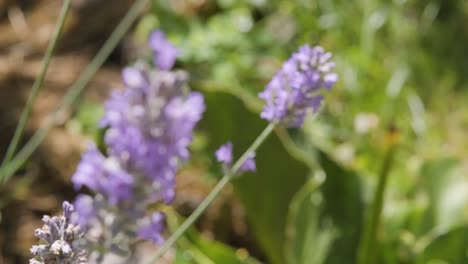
[317,151,364,264]
[199,90,310,264]
[175,249,196,264]
[285,177,338,264]
[419,158,467,232]
[187,230,261,264]
[416,226,468,264]
[166,208,262,264]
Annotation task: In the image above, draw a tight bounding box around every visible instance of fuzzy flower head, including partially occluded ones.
[259,44,338,128]
[30,202,87,264]
[100,64,205,204]
[71,30,205,253]
[216,142,256,174]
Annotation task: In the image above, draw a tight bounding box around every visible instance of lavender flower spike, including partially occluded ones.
[71,30,205,255]
[100,65,205,205]
[259,44,338,127]
[216,142,256,173]
[30,201,87,264]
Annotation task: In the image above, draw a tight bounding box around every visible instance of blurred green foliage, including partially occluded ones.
[199,91,309,264]
[285,177,338,264]
[73,0,468,263]
[165,208,262,264]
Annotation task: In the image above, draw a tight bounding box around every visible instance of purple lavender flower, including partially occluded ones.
[216,142,256,173]
[72,195,97,229]
[259,44,338,127]
[30,202,87,264]
[70,30,205,256]
[101,65,205,204]
[215,142,233,164]
[72,144,133,205]
[240,152,256,172]
[137,212,165,244]
[148,30,179,70]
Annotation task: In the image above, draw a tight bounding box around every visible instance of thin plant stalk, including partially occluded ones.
[148,123,276,263]
[357,143,397,264]
[0,0,72,172]
[0,0,150,183]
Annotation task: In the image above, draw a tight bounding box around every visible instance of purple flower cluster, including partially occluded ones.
[137,212,165,244]
[149,30,179,70]
[72,145,133,205]
[70,30,205,254]
[215,142,256,173]
[30,202,87,264]
[259,45,338,128]
[99,65,204,204]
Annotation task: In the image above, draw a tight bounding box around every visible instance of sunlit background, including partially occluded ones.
[1,0,467,263]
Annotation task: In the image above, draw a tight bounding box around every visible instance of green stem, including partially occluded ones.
[59,0,150,108]
[0,0,71,172]
[147,123,276,263]
[0,124,49,182]
[357,145,396,264]
[0,0,150,183]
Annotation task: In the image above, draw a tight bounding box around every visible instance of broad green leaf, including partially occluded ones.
[187,229,262,264]
[199,90,310,264]
[317,151,364,264]
[416,226,468,264]
[175,250,197,264]
[166,208,262,264]
[285,177,338,264]
[419,158,467,233]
